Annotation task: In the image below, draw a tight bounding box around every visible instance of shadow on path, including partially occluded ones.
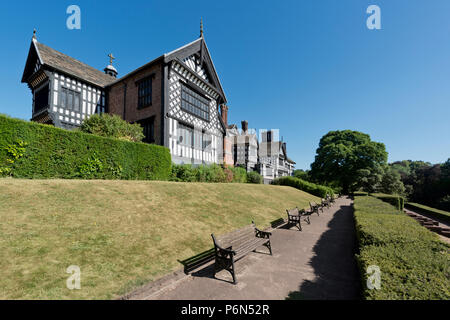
[286,199,362,300]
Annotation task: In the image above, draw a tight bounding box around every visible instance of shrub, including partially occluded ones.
[230,166,247,183]
[272,176,334,198]
[405,202,450,224]
[223,166,234,183]
[196,164,226,183]
[170,164,196,182]
[247,171,263,184]
[353,196,449,300]
[0,115,171,180]
[371,193,405,211]
[80,113,144,142]
[170,164,227,183]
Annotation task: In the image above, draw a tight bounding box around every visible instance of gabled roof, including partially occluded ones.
[22,39,116,88]
[164,37,227,103]
[258,141,295,164]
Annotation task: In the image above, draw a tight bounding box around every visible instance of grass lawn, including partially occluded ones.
[405,202,450,224]
[0,179,319,299]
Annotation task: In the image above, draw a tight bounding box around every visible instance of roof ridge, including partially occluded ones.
[35,41,115,87]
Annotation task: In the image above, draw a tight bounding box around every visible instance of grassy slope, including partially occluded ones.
[406,202,450,223]
[0,179,319,299]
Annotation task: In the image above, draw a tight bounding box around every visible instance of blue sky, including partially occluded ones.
[1,0,449,170]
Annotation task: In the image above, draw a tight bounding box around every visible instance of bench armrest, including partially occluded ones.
[211,234,236,256]
[255,227,271,239]
[217,246,236,258]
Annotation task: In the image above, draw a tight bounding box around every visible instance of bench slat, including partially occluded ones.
[218,232,256,249]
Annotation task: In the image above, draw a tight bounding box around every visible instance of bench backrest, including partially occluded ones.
[286,207,299,215]
[213,223,256,249]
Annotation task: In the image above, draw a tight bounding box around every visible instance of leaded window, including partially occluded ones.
[60,87,81,112]
[137,76,152,109]
[139,117,155,144]
[181,84,210,121]
[178,124,193,147]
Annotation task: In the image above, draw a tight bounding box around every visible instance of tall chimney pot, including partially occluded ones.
[220,105,228,126]
[241,120,248,133]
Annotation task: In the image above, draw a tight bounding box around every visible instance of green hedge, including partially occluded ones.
[272,176,334,198]
[371,193,405,211]
[0,115,171,180]
[353,196,449,300]
[405,202,450,224]
[169,164,259,184]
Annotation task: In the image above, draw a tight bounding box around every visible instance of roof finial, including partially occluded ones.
[108,53,115,65]
[200,18,204,38]
[32,29,37,40]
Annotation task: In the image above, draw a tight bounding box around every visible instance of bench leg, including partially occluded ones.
[297,220,302,231]
[305,216,311,224]
[214,256,237,284]
[230,259,237,284]
[264,240,273,256]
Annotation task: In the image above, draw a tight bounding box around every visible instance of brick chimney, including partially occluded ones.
[220,104,228,126]
[241,120,248,133]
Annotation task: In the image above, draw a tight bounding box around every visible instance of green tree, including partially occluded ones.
[352,164,384,193]
[293,169,310,181]
[310,130,388,193]
[80,114,144,142]
[379,167,406,195]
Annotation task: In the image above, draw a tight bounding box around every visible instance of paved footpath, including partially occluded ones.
[132,196,361,300]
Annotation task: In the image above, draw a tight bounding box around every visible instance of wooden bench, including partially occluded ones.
[310,201,322,216]
[327,193,335,204]
[211,222,272,284]
[286,207,312,230]
[321,198,330,209]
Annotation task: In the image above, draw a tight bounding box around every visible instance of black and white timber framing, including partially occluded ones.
[165,37,227,165]
[21,36,113,129]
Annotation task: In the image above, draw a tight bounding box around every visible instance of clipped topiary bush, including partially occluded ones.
[0,115,171,180]
[353,196,450,300]
[371,193,405,211]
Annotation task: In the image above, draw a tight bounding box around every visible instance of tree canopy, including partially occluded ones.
[310,130,388,193]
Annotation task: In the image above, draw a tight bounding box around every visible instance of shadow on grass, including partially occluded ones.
[285,198,362,300]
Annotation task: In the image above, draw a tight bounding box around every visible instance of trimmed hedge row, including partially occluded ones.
[371,193,405,211]
[405,202,450,224]
[271,176,334,198]
[170,163,262,184]
[0,115,172,180]
[353,196,450,300]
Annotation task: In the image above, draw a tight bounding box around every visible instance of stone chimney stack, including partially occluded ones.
[241,120,248,133]
[220,104,228,126]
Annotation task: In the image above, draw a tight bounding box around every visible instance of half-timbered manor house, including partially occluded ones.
[22,26,227,165]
